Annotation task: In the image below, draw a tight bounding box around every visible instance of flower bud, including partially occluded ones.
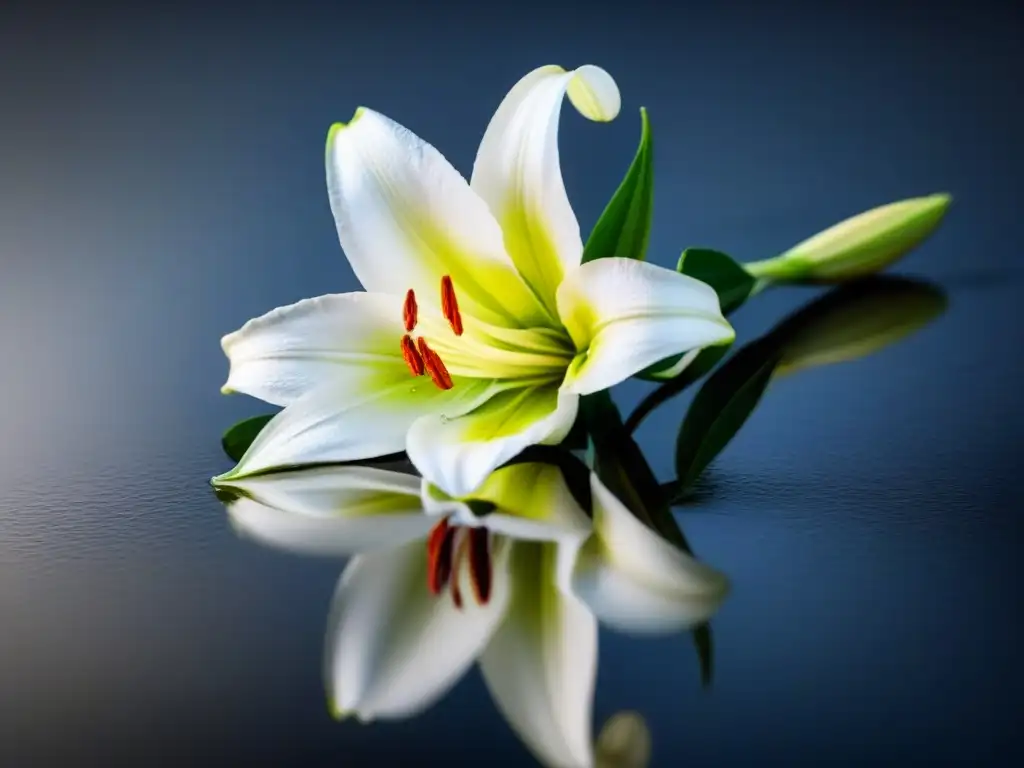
[747,193,951,283]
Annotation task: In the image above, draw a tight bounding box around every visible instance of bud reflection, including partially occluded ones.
[772,276,947,377]
[596,711,652,768]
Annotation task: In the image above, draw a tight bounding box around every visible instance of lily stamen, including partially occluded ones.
[425,518,493,609]
[426,518,455,595]
[403,288,418,332]
[417,337,453,390]
[440,275,463,336]
[399,283,457,388]
[400,335,425,376]
[467,528,492,604]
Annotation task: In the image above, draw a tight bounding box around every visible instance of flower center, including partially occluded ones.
[400,275,464,390]
[425,516,492,608]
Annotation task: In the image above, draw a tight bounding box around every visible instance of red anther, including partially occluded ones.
[467,528,492,605]
[426,519,454,595]
[417,337,453,390]
[403,289,418,333]
[440,275,463,336]
[401,335,425,376]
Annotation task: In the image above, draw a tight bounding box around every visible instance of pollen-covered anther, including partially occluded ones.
[400,335,425,376]
[440,275,463,336]
[425,522,494,610]
[417,337,453,390]
[426,518,455,595]
[403,288,418,332]
[467,528,492,604]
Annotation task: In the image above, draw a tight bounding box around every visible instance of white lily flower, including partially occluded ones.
[215,460,729,768]
[218,64,734,497]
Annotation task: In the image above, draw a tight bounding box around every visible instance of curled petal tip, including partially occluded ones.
[567,65,621,122]
[327,699,350,722]
[210,470,235,487]
[325,108,368,153]
[325,123,343,155]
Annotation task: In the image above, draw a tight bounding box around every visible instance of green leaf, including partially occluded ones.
[581,392,691,554]
[221,413,276,463]
[675,337,782,492]
[557,414,589,451]
[655,276,946,502]
[624,343,730,434]
[692,622,714,688]
[580,391,715,686]
[676,247,756,315]
[581,108,654,264]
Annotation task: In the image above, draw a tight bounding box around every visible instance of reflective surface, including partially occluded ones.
[1,2,1021,765]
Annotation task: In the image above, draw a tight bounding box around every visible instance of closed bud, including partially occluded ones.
[747,193,952,283]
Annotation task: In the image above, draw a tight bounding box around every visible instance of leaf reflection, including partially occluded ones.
[212,454,728,768]
[643,276,947,502]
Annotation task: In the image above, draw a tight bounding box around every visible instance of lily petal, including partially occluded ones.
[643,347,701,382]
[480,541,597,768]
[471,65,621,315]
[326,108,549,328]
[421,462,592,543]
[569,475,730,635]
[215,466,432,557]
[220,292,404,407]
[325,539,509,721]
[557,258,735,395]
[407,383,579,498]
[216,375,493,480]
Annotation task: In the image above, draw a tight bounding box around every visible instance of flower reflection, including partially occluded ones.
[214,461,728,767]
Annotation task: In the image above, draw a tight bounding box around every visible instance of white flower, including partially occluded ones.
[215,461,729,768]
[218,64,734,497]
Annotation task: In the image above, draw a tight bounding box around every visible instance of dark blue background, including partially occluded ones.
[1,1,1020,764]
